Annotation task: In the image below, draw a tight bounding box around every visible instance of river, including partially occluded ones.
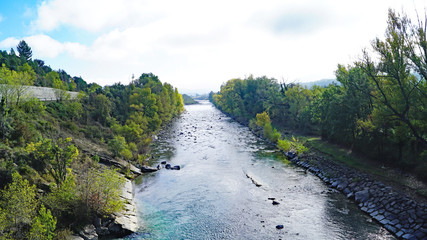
[126,101,394,239]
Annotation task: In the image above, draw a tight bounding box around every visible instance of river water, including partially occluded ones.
[127,101,394,240]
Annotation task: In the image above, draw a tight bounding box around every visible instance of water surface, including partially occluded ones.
[128,101,394,239]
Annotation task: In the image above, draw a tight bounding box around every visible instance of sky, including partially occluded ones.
[0,0,426,93]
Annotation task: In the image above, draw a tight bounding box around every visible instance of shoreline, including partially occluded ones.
[71,165,139,239]
[218,107,426,239]
[284,151,427,240]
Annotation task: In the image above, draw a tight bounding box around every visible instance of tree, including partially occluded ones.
[26,138,79,187]
[0,64,16,107]
[79,167,125,216]
[0,97,12,142]
[14,63,36,105]
[44,170,77,221]
[359,9,427,147]
[52,76,69,101]
[91,94,111,125]
[17,40,32,61]
[1,171,37,237]
[108,136,127,157]
[28,204,56,240]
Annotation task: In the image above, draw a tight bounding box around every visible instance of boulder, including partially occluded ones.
[276,225,284,229]
[94,217,101,228]
[69,235,84,240]
[161,161,167,165]
[141,165,158,173]
[79,224,98,240]
[272,200,280,205]
[108,214,138,237]
[96,227,110,236]
[165,164,171,169]
[171,165,181,170]
[285,151,297,159]
[355,189,370,203]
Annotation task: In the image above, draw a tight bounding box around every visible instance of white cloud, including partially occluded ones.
[25,35,65,58]
[32,0,166,32]
[0,37,19,49]
[19,0,427,91]
[0,35,88,60]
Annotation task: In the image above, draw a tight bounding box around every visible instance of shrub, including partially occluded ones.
[78,167,125,216]
[277,136,308,155]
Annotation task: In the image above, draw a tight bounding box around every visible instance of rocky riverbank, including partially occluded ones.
[70,177,138,240]
[284,151,427,240]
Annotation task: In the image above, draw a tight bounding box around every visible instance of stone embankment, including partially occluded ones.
[284,152,427,240]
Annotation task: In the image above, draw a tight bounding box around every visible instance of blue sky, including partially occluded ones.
[0,0,426,93]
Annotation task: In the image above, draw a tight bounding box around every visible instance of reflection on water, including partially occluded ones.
[126,101,394,240]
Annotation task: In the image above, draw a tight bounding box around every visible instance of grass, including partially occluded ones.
[304,137,379,174]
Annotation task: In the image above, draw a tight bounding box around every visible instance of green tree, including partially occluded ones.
[0,64,16,107]
[0,97,12,142]
[90,94,111,125]
[79,167,125,216]
[17,40,32,61]
[14,64,36,105]
[26,138,79,187]
[44,170,77,221]
[108,135,127,157]
[359,9,427,147]
[28,204,56,240]
[1,171,37,236]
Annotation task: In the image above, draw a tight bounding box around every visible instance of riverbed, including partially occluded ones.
[127,101,394,239]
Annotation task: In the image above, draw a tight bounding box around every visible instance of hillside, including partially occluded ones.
[0,42,184,239]
[182,94,198,105]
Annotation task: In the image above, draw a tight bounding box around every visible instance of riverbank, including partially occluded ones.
[70,170,139,240]
[284,151,427,240]
[220,108,426,239]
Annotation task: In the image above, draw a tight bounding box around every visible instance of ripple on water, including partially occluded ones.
[129,101,395,240]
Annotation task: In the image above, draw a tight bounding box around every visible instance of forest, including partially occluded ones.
[0,40,184,238]
[211,10,426,180]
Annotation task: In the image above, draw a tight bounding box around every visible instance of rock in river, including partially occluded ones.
[141,165,158,173]
[171,165,181,170]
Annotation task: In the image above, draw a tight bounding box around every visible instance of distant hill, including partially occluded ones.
[298,79,339,88]
[182,94,198,105]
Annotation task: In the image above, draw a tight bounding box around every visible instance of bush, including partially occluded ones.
[0,171,56,239]
[28,204,56,240]
[278,136,308,155]
[43,171,77,225]
[78,167,125,216]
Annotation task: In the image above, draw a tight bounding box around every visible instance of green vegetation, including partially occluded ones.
[0,40,185,238]
[211,9,426,181]
[0,171,56,239]
[182,94,198,105]
[278,137,308,155]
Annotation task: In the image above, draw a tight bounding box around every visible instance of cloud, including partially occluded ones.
[0,35,88,59]
[21,0,427,91]
[0,37,19,49]
[32,0,165,33]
